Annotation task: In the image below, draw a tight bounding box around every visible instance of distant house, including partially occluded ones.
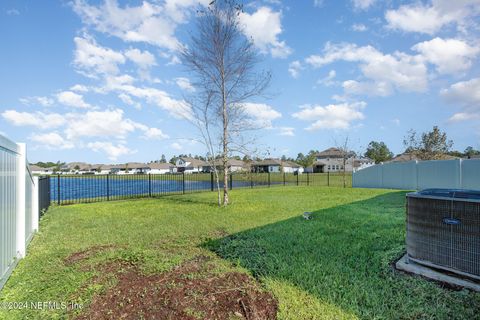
[226,159,246,172]
[310,147,374,173]
[64,162,93,174]
[389,153,419,162]
[353,158,375,171]
[96,164,118,175]
[148,163,174,174]
[213,159,247,173]
[121,163,150,174]
[251,159,303,173]
[389,152,459,162]
[176,157,210,173]
[30,164,56,175]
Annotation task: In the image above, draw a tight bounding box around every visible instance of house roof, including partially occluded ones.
[125,162,150,169]
[252,159,283,166]
[227,159,245,167]
[282,161,301,168]
[30,164,45,171]
[179,157,209,167]
[315,147,347,158]
[252,159,301,168]
[65,162,91,170]
[354,158,374,167]
[389,153,419,162]
[148,163,173,170]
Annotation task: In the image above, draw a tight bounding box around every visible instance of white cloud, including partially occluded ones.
[313,0,324,8]
[239,7,292,58]
[306,42,428,95]
[125,48,156,69]
[72,0,208,51]
[288,60,303,78]
[279,127,295,136]
[56,91,92,108]
[352,23,367,32]
[19,96,55,107]
[141,127,169,140]
[74,36,126,77]
[392,118,401,126]
[441,77,480,106]
[412,38,479,75]
[385,1,480,35]
[318,70,337,87]
[118,93,141,109]
[30,132,74,150]
[114,84,193,119]
[175,77,195,92]
[242,102,282,128]
[1,110,66,129]
[87,141,135,161]
[292,101,366,130]
[70,84,89,92]
[65,109,138,139]
[441,78,480,122]
[171,142,182,150]
[342,80,392,97]
[352,0,376,10]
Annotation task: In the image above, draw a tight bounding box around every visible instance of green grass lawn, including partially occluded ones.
[1,186,478,319]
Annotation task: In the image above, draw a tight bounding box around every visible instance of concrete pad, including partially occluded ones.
[396,254,480,292]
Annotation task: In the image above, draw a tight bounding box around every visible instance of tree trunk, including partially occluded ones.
[222,100,229,206]
[214,167,221,207]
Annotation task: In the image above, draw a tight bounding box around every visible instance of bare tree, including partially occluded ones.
[334,136,354,188]
[181,0,270,206]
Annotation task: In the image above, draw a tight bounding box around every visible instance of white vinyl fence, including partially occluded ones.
[0,135,39,290]
[353,159,480,190]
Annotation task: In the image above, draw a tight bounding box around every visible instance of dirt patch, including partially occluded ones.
[64,244,118,266]
[76,256,277,320]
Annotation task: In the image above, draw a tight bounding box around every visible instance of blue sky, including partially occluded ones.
[1,0,479,163]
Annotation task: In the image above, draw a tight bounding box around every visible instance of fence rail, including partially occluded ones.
[352,159,480,190]
[47,171,352,205]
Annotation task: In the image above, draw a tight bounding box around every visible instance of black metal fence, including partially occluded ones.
[38,176,50,217]
[44,172,352,205]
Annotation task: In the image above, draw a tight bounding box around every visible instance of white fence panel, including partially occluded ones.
[353,159,480,191]
[352,165,383,188]
[382,161,417,190]
[0,135,38,291]
[417,159,461,190]
[461,159,480,190]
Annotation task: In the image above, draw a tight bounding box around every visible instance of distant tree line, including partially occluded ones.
[364,126,479,164]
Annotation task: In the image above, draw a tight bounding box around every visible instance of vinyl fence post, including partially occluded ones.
[32,176,39,232]
[210,172,214,191]
[148,173,152,197]
[268,171,271,187]
[16,143,26,258]
[283,172,286,186]
[327,171,330,187]
[57,174,61,205]
[106,174,110,201]
[182,172,185,194]
[297,172,299,186]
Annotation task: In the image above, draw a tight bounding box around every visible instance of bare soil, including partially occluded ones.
[69,252,277,320]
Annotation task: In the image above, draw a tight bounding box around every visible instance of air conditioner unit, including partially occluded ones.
[406,189,480,281]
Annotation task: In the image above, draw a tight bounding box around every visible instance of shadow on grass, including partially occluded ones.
[205,191,480,319]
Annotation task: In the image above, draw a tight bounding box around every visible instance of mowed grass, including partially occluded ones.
[0,186,479,319]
